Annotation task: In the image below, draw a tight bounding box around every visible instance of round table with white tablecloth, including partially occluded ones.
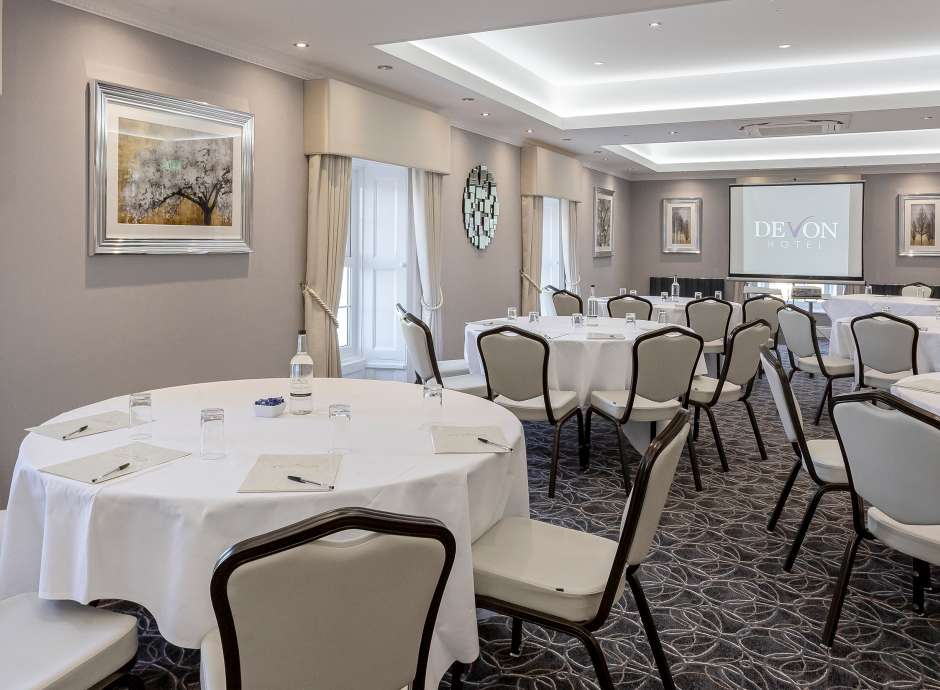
[891,373,940,416]
[0,378,529,688]
[829,315,940,373]
[601,295,743,327]
[823,293,940,323]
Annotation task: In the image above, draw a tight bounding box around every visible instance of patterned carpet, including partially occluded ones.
[108,353,940,689]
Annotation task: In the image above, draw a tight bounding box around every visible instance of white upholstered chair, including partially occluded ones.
[586,326,703,492]
[778,304,854,425]
[689,320,771,476]
[0,594,140,689]
[850,312,919,390]
[742,294,786,355]
[607,294,653,320]
[760,348,851,571]
[458,411,691,690]
[201,507,456,690]
[397,305,485,397]
[477,325,584,497]
[685,298,733,376]
[551,289,583,317]
[824,391,940,646]
[900,282,933,298]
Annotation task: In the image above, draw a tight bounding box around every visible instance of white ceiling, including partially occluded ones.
[55,0,940,177]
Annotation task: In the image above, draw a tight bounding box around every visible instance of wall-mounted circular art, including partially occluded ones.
[463,164,499,249]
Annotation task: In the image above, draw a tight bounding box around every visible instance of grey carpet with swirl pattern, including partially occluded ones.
[107,355,940,689]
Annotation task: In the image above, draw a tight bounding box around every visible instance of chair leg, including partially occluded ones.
[743,399,767,460]
[548,422,563,498]
[693,405,701,441]
[570,627,615,690]
[787,367,797,382]
[686,437,703,491]
[576,408,587,470]
[913,559,931,615]
[584,408,594,469]
[767,458,802,531]
[822,533,864,647]
[627,571,676,690]
[784,484,837,572]
[449,661,467,690]
[510,617,524,656]
[704,406,729,472]
[813,377,833,426]
[615,423,632,495]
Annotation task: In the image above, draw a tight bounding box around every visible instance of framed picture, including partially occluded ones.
[593,187,614,257]
[88,80,254,255]
[898,193,940,256]
[662,197,702,254]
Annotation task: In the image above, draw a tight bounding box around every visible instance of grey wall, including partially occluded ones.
[0,0,308,504]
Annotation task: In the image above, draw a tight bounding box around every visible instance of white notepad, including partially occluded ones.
[587,332,626,340]
[431,426,512,454]
[238,454,342,493]
[896,378,940,395]
[40,443,189,484]
[27,411,130,441]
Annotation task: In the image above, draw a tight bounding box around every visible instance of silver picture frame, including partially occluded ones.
[898,193,940,257]
[593,187,614,258]
[88,80,254,255]
[661,197,702,254]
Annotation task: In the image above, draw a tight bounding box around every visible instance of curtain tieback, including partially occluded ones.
[421,287,444,312]
[520,271,541,291]
[300,283,339,328]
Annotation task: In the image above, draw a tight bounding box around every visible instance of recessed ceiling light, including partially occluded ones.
[481,112,490,117]
[377,64,394,70]
[561,137,572,141]
[593,150,603,154]
[649,21,662,28]
[924,115,934,120]
[778,43,792,49]
[293,41,309,48]
[461,97,475,102]
[669,130,679,135]
[526,129,534,134]
[593,61,605,66]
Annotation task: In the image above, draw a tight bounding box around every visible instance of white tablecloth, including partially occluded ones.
[892,373,940,416]
[823,294,940,323]
[0,378,529,687]
[828,315,940,374]
[602,296,743,327]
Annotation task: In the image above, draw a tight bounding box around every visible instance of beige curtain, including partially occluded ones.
[561,199,581,295]
[303,154,352,378]
[410,169,445,352]
[521,195,544,314]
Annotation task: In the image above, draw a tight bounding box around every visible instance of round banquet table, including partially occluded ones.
[0,378,529,688]
[891,373,940,416]
[829,315,940,374]
[600,295,743,327]
[823,293,940,323]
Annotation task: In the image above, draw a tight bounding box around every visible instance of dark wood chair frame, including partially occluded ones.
[606,294,653,320]
[209,507,457,690]
[397,302,447,386]
[452,411,690,690]
[824,390,940,646]
[477,325,586,497]
[761,347,851,572]
[849,312,919,390]
[780,304,854,425]
[584,326,704,493]
[551,288,583,315]
[742,294,786,353]
[685,297,733,373]
[901,281,935,298]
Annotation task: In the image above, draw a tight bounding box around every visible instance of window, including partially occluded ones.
[540,197,566,314]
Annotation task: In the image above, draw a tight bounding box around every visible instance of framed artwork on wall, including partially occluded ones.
[593,187,614,257]
[662,197,702,254]
[88,80,254,255]
[898,193,940,256]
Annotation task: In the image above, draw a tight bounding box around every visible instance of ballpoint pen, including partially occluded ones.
[91,462,131,484]
[477,436,513,452]
[62,424,89,440]
[288,474,334,489]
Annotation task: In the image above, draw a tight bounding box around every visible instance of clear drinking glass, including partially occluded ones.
[619,288,628,296]
[507,307,518,321]
[528,311,540,323]
[694,291,703,300]
[657,309,668,324]
[865,285,873,295]
[571,312,584,328]
[200,408,225,460]
[128,392,152,440]
[629,289,638,296]
[660,291,669,302]
[714,290,723,300]
[935,305,940,320]
[624,313,636,330]
[328,403,352,453]
[881,305,892,314]
[422,381,443,427]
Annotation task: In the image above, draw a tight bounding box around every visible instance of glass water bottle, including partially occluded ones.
[671,275,681,301]
[289,330,314,415]
[586,284,599,326]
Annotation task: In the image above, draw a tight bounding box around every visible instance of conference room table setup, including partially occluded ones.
[603,294,743,327]
[829,313,940,372]
[823,292,940,323]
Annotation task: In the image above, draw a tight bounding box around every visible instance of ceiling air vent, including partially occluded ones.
[739,119,847,137]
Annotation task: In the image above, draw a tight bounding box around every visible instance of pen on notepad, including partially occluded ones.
[288,474,334,489]
[477,437,513,452]
[62,424,89,440]
[91,462,130,484]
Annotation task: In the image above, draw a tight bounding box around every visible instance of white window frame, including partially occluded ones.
[540,196,565,314]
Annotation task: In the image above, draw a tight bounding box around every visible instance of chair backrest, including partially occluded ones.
[719,320,771,388]
[777,304,818,359]
[901,282,933,298]
[742,295,785,337]
[209,508,455,690]
[759,347,805,445]
[832,392,940,526]
[608,295,653,320]
[551,289,582,317]
[631,327,703,408]
[851,313,919,381]
[477,325,552,416]
[685,298,732,343]
[398,306,441,385]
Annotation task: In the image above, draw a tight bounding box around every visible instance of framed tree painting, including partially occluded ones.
[898,193,940,256]
[88,81,254,254]
[593,187,614,257]
[662,197,702,254]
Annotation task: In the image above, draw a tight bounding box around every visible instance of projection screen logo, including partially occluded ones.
[753,216,838,251]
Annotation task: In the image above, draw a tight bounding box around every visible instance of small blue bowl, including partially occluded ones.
[254,396,286,418]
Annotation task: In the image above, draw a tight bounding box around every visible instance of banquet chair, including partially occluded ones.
[458,411,690,690]
[901,282,934,298]
[760,348,850,571]
[201,507,456,690]
[398,305,485,397]
[685,297,733,371]
[778,305,854,425]
[586,327,704,492]
[608,294,653,320]
[0,594,140,689]
[824,390,940,646]
[551,289,583,317]
[689,320,771,474]
[742,294,786,357]
[396,303,470,379]
[477,325,584,497]
[850,312,919,390]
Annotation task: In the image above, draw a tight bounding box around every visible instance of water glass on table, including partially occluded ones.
[657,309,668,325]
[694,291,703,300]
[714,290,723,300]
[423,381,443,426]
[629,289,638,296]
[624,313,636,330]
[571,312,584,328]
[865,285,873,295]
[528,311,540,323]
[328,403,352,454]
[619,288,627,296]
[129,392,152,440]
[507,307,517,321]
[200,408,225,460]
[660,291,669,302]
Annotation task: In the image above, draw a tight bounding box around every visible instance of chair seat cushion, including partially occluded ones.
[688,376,743,404]
[0,593,138,690]
[804,439,848,484]
[442,373,488,397]
[590,390,681,422]
[438,358,470,378]
[472,517,621,623]
[702,338,725,354]
[494,390,578,422]
[797,354,854,376]
[868,508,940,566]
[862,368,913,391]
[200,628,226,690]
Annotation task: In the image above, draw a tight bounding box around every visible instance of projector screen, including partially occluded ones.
[729,182,864,281]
